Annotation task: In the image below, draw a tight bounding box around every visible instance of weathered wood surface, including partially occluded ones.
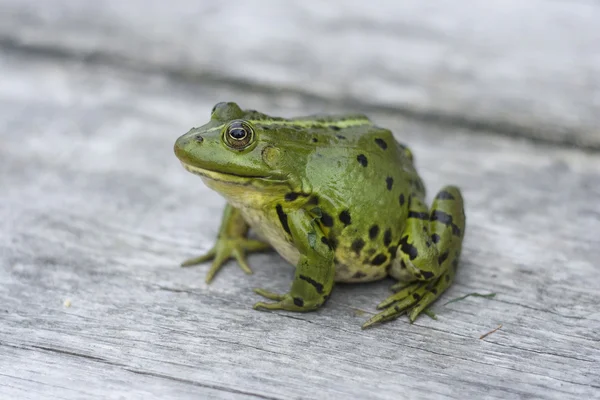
[1,48,600,399]
[1,1,600,398]
[1,0,599,149]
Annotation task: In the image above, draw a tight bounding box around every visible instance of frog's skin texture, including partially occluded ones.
[174,102,466,328]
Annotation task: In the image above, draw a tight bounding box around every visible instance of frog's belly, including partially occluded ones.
[240,208,301,265]
[239,208,389,283]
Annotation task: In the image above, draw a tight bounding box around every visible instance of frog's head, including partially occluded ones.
[174,102,308,199]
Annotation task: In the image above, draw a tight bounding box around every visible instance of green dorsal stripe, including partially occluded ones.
[205,118,372,133]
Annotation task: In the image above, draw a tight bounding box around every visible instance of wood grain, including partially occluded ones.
[1,51,599,399]
[0,0,599,149]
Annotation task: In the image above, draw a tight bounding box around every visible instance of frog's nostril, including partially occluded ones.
[194,135,204,143]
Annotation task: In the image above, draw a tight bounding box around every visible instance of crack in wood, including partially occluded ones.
[3,343,283,399]
[123,369,283,400]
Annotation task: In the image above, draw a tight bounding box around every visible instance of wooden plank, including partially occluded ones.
[1,53,599,400]
[0,0,599,149]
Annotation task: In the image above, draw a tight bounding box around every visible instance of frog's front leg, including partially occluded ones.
[254,208,335,312]
[363,186,466,328]
[181,203,271,283]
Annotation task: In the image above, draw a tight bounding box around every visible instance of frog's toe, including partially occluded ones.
[232,248,253,275]
[253,301,286,311]
[181,248,216,267]
[204,249,233,283]
[253,289,321,312]
[377,282,420,309]
[233,240,272,274]
[228,239,272,276]
[408,291,440,322]
[253,288,286,301]
[407,272,453,322]
[252,293,304,312]
[362,302,411,329]
[252,300,313,312]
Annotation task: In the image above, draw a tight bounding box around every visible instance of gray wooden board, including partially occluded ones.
[1,50,600,400]
[0,0,599,150]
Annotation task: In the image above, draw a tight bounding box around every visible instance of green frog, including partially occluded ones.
[174,102,465,328]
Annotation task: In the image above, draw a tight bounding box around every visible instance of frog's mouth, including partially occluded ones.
[180,162,275,186]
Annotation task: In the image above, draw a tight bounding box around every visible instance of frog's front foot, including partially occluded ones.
[253,288,322,312]
[181,238,271,283]
[361,270,453,329]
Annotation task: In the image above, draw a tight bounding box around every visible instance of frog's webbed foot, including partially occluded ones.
[181,238,271,283]
[361,269,453,329]
[253,288,321,312]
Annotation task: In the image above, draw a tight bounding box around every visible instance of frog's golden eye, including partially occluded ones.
[224,120,254,150]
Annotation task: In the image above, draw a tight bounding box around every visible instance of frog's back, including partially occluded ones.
[298,120,423,283]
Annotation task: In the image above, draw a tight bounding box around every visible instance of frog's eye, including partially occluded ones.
[224,120,254,150]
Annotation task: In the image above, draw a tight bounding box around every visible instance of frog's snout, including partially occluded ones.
[174,136,186,158]
[174,134,198,161]
[174,130,210,169]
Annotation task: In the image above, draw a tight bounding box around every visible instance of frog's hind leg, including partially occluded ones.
[362,186,465,329]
